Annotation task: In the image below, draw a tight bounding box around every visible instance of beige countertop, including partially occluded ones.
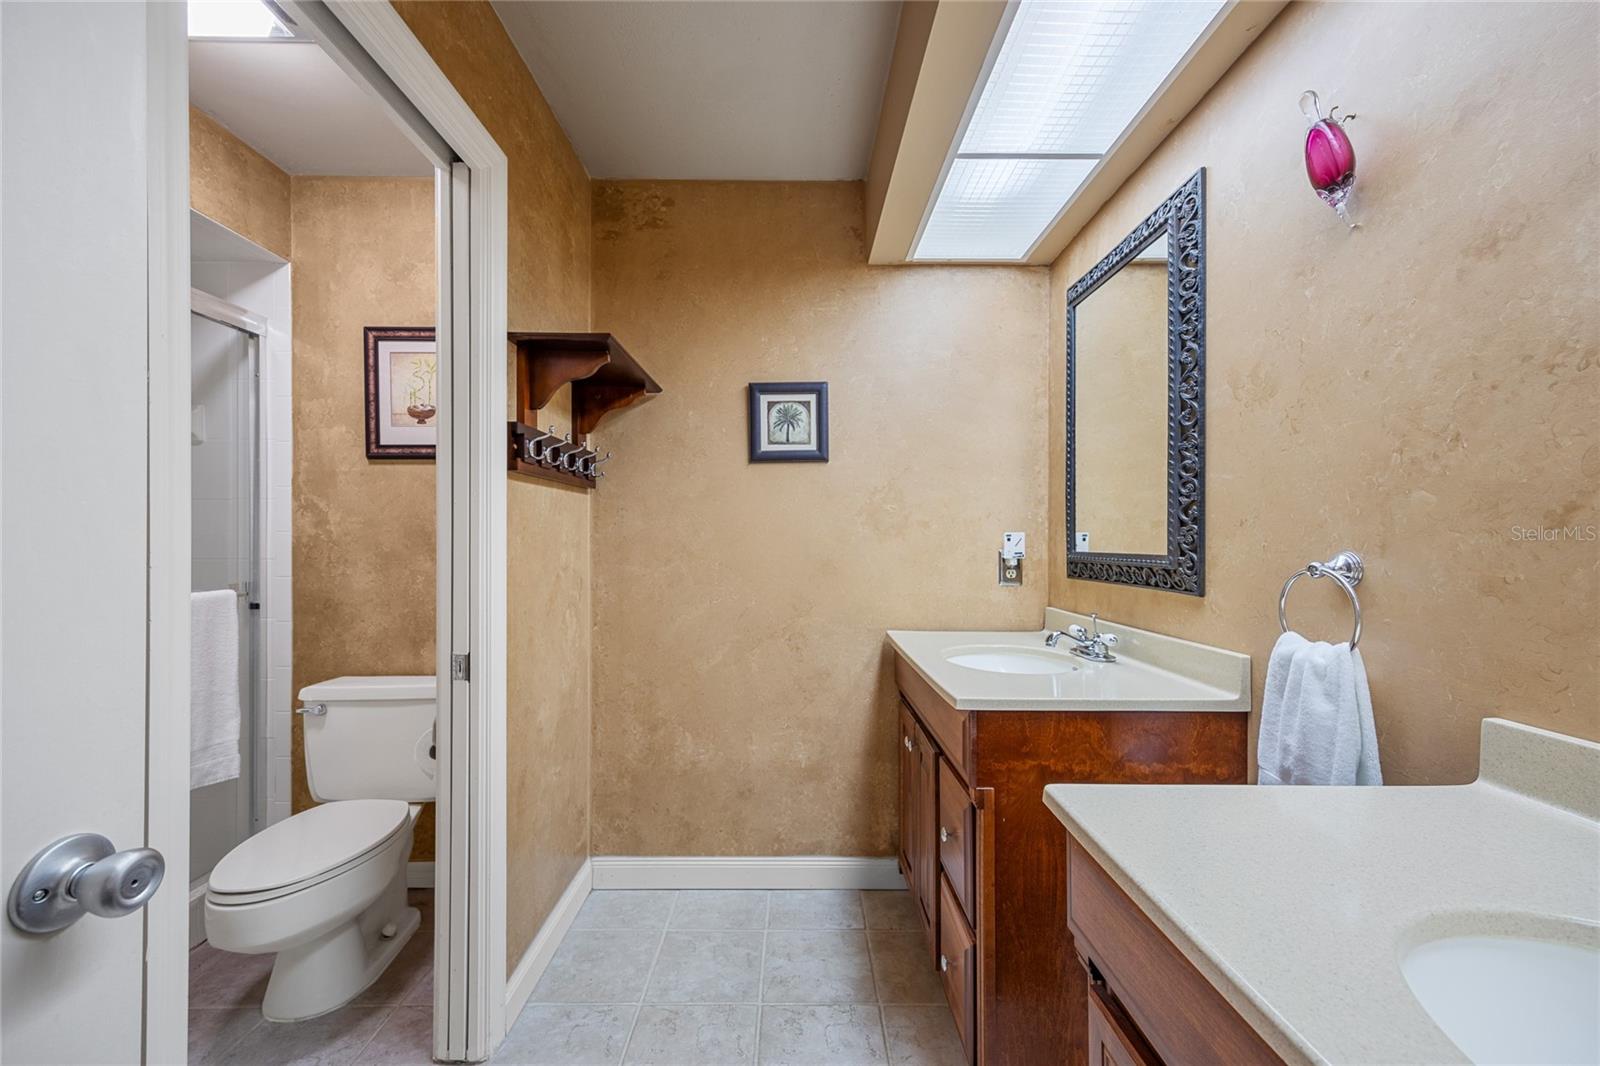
[887,608,1249,712]
[1043,718,1600,1065]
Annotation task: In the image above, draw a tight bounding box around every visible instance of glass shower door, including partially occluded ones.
[189,311,259,888]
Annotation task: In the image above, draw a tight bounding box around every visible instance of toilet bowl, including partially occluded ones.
[204,676,435,1021]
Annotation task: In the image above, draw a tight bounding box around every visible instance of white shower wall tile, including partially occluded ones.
[271,757,292,806]
[269,440,291,491]
[270,529,292,567]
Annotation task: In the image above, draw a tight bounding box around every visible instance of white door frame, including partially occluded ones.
[147,2,510,1061]
[148,2,196,1061]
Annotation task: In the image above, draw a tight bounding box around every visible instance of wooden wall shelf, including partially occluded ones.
[510,332,661,436]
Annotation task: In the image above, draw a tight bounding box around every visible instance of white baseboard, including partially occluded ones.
[407,861,434,889]
[504,859,592,1027]
[589,856,906,891]
[188,881,207,949]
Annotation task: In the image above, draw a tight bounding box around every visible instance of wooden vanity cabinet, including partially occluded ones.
[893,653,1247,1066]
[1067,838,1282,1066]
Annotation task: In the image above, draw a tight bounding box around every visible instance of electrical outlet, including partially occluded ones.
[1075,531,1091,552]
[998,552,1023,586]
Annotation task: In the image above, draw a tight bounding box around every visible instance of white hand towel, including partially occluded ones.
[1258,631,1381,786]
[191,589,242,789]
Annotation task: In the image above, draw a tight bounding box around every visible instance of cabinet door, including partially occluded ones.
[897,702,921,909]
[915,726,939,919]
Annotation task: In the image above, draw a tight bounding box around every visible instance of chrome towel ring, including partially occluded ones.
[1278,551,1364,648]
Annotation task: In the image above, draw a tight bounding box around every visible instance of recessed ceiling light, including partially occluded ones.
[913,0,1225,262]
[188,0,293,40]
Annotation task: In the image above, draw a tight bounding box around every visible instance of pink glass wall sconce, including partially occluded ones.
[1300,90,1358,228]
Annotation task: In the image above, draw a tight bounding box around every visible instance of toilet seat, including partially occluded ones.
[208,799,412,905]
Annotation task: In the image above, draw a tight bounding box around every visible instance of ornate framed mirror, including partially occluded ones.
[1065,168,1205,595]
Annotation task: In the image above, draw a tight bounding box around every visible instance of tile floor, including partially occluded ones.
[188,889,434,1065]
[494,889,965,1066]
[187,888,963,1065]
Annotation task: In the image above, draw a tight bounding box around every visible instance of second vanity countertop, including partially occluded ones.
[887,607,1250,712]
[1043,718,1600,1065]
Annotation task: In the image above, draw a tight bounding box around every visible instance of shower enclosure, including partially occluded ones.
[189,291,264,930]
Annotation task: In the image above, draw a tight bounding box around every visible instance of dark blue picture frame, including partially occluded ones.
[747,381,829,463]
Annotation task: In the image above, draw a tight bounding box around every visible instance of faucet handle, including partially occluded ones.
[1099,632,1119,646]
[1066,624,1089,642]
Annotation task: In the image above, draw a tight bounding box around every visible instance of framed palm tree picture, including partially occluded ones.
[748,381,828,462]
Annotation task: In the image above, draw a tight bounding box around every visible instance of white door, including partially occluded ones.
[1,4,187,1063]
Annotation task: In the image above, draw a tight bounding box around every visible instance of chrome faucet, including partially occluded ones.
[1045,613,1119,662]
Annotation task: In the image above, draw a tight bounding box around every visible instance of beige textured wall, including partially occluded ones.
[1048,1,1600,782]
[189,106,291,259]
[289,177,438,859]
[591,181,1049,856]
[392,1,594,969]
[1073,259,1169,555]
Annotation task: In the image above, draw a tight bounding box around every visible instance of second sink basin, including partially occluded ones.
[1401,923,1600,1064]
[943,646,1080,675]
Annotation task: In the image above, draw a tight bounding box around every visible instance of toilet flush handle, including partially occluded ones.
[296,703,327,717]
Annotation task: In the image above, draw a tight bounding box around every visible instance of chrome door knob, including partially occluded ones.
[7,833,165,934]
[939,826,951,843]
[903,736,913,752]
[939,954,949,972]
[72,846,164,919]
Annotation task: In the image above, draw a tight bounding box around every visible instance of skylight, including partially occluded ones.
[188,0,293,39]
[913,0,1225,262]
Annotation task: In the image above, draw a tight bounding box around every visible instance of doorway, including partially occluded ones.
[185,1,446,1059]
[175,0,512,1061]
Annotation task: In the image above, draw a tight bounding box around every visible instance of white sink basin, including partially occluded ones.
[943,646,1080,675]
[1401,929,1600,1064]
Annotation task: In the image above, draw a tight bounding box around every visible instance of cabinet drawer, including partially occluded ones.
[938,875,976,1065]
[1088,983,1161,1066]
[937,758,975,924]
[1068,840,1281,1066]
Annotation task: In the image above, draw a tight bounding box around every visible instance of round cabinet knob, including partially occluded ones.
[939,954,949,972]
[939,826,951,843]
[72,848,164,919]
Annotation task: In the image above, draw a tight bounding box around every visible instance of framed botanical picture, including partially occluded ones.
[364,326,437,459]
[748,381,829,463]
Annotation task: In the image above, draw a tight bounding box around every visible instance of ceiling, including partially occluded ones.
[189,40,432,177]
[491,1,902,180]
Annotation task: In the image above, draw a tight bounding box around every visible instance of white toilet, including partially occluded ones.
[205,676,436,1022]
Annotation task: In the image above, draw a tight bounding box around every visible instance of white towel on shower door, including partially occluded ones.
[191,588,242,789]
[1257,631,1381,786]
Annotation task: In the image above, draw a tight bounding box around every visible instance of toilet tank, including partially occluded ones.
[298,675,436,802]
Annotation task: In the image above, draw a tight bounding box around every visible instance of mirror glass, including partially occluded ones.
[1072,231,1169,556]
